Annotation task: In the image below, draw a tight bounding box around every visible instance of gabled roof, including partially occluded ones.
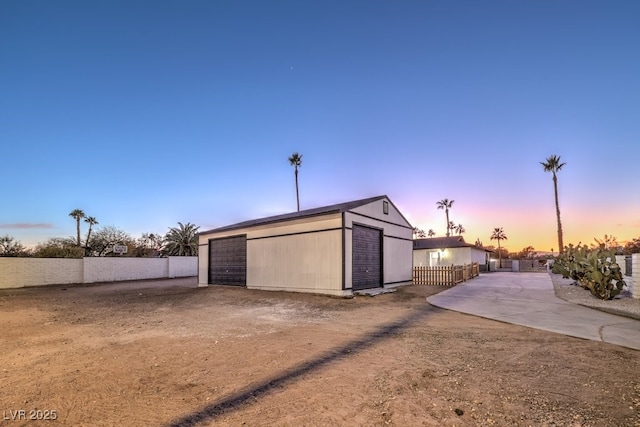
[200,195,394,235]
[413,236,492,252]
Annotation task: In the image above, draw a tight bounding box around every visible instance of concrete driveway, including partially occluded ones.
[426,272,640,351]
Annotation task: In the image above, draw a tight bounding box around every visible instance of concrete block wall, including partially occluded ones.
[168,256,198,278]
[631,254,639,298]
[0,257,197,289]
[616,254,638,299]
[83,257,168,283]
[0,258,83,288]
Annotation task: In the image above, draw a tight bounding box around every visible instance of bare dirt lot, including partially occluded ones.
[1,278,639,427]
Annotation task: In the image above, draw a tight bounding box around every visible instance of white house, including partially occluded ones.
[413,236,491,270]
[198,195,413,296]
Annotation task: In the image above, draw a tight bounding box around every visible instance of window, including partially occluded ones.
[383,201,389,215]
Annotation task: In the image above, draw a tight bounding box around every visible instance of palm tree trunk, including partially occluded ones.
[85,226,93,255]
[295,168,300,212]
[76,220,81,247]
[498,240,502,268]
[445,210,450,237]
[553,174,564,254]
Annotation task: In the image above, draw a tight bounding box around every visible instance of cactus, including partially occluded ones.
[552,244,626,300]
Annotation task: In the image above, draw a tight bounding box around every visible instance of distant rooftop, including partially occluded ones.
[413,236,492,251]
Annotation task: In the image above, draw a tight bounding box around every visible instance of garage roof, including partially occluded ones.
[200,195,407,235]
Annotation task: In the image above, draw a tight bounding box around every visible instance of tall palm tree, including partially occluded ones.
[69,209,85,247]
[84,216,98,254]
[288,152,303,212]
[163,222,200,256]
[490,227,508,268]
[436,199,454,237]
[541,155,566,254]
[427,229,436,237]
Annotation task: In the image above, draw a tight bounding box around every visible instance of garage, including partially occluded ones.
[208,235,246,286]
[198,195,413,296]
[352,224,382,290]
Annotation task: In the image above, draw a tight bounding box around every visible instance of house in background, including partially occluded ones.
[413,236,492,271]
[198,195,413,296]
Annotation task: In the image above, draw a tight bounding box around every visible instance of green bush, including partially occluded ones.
[552,244,626,300]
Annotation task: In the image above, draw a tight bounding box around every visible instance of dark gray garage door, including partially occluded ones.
[352,224,382,290]
[209,235,246,286]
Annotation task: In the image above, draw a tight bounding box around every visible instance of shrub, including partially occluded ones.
[552,244,626,300]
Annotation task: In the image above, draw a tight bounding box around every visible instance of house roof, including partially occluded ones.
[200,195,409,235]
[413,236,492,252]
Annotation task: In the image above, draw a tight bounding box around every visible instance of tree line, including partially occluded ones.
[0,210,199,258]
[3,150,302,259]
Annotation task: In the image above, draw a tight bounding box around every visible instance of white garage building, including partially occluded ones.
[198,195,413,296]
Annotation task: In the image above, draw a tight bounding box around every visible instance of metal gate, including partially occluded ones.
[352,224,382,290]
[209,235,247,286]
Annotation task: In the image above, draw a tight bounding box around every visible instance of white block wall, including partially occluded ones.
[168,256,198,278]
[616,254,638,299]
[0,257,197,289]
[83,257,168,283]
[631,254,639,299]
[0,258,83,288]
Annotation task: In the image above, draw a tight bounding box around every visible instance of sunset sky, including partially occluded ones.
[2,1,639,253]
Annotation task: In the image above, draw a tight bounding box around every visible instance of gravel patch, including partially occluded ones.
[550,273,640,320]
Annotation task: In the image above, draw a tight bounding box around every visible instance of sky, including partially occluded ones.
[1,0,639,253]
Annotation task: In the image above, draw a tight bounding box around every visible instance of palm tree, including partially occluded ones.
[455,224,465,235]
[69,209,85,247]
[490,227,508,268]
[288,152,303,212]
[427,229,436,237]
[541,155,566,254]
[436,199,454,236]
[412,227,426,238]
[84,216,98,255]
[163,222,200,256]
[448,221,456,235]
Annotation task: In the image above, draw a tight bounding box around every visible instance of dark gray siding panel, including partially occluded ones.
[209,235,247,286]
[352,224,381,290]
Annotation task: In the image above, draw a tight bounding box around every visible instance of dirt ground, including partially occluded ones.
[1,278,639,427]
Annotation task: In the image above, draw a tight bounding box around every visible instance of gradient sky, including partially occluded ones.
[2,0,639,253]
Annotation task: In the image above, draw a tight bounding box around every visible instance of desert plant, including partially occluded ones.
[552,244,626,300]
[579,246,626,300]
[552,243,587,281]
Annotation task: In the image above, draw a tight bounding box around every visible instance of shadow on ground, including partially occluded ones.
[165,303,440,427]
